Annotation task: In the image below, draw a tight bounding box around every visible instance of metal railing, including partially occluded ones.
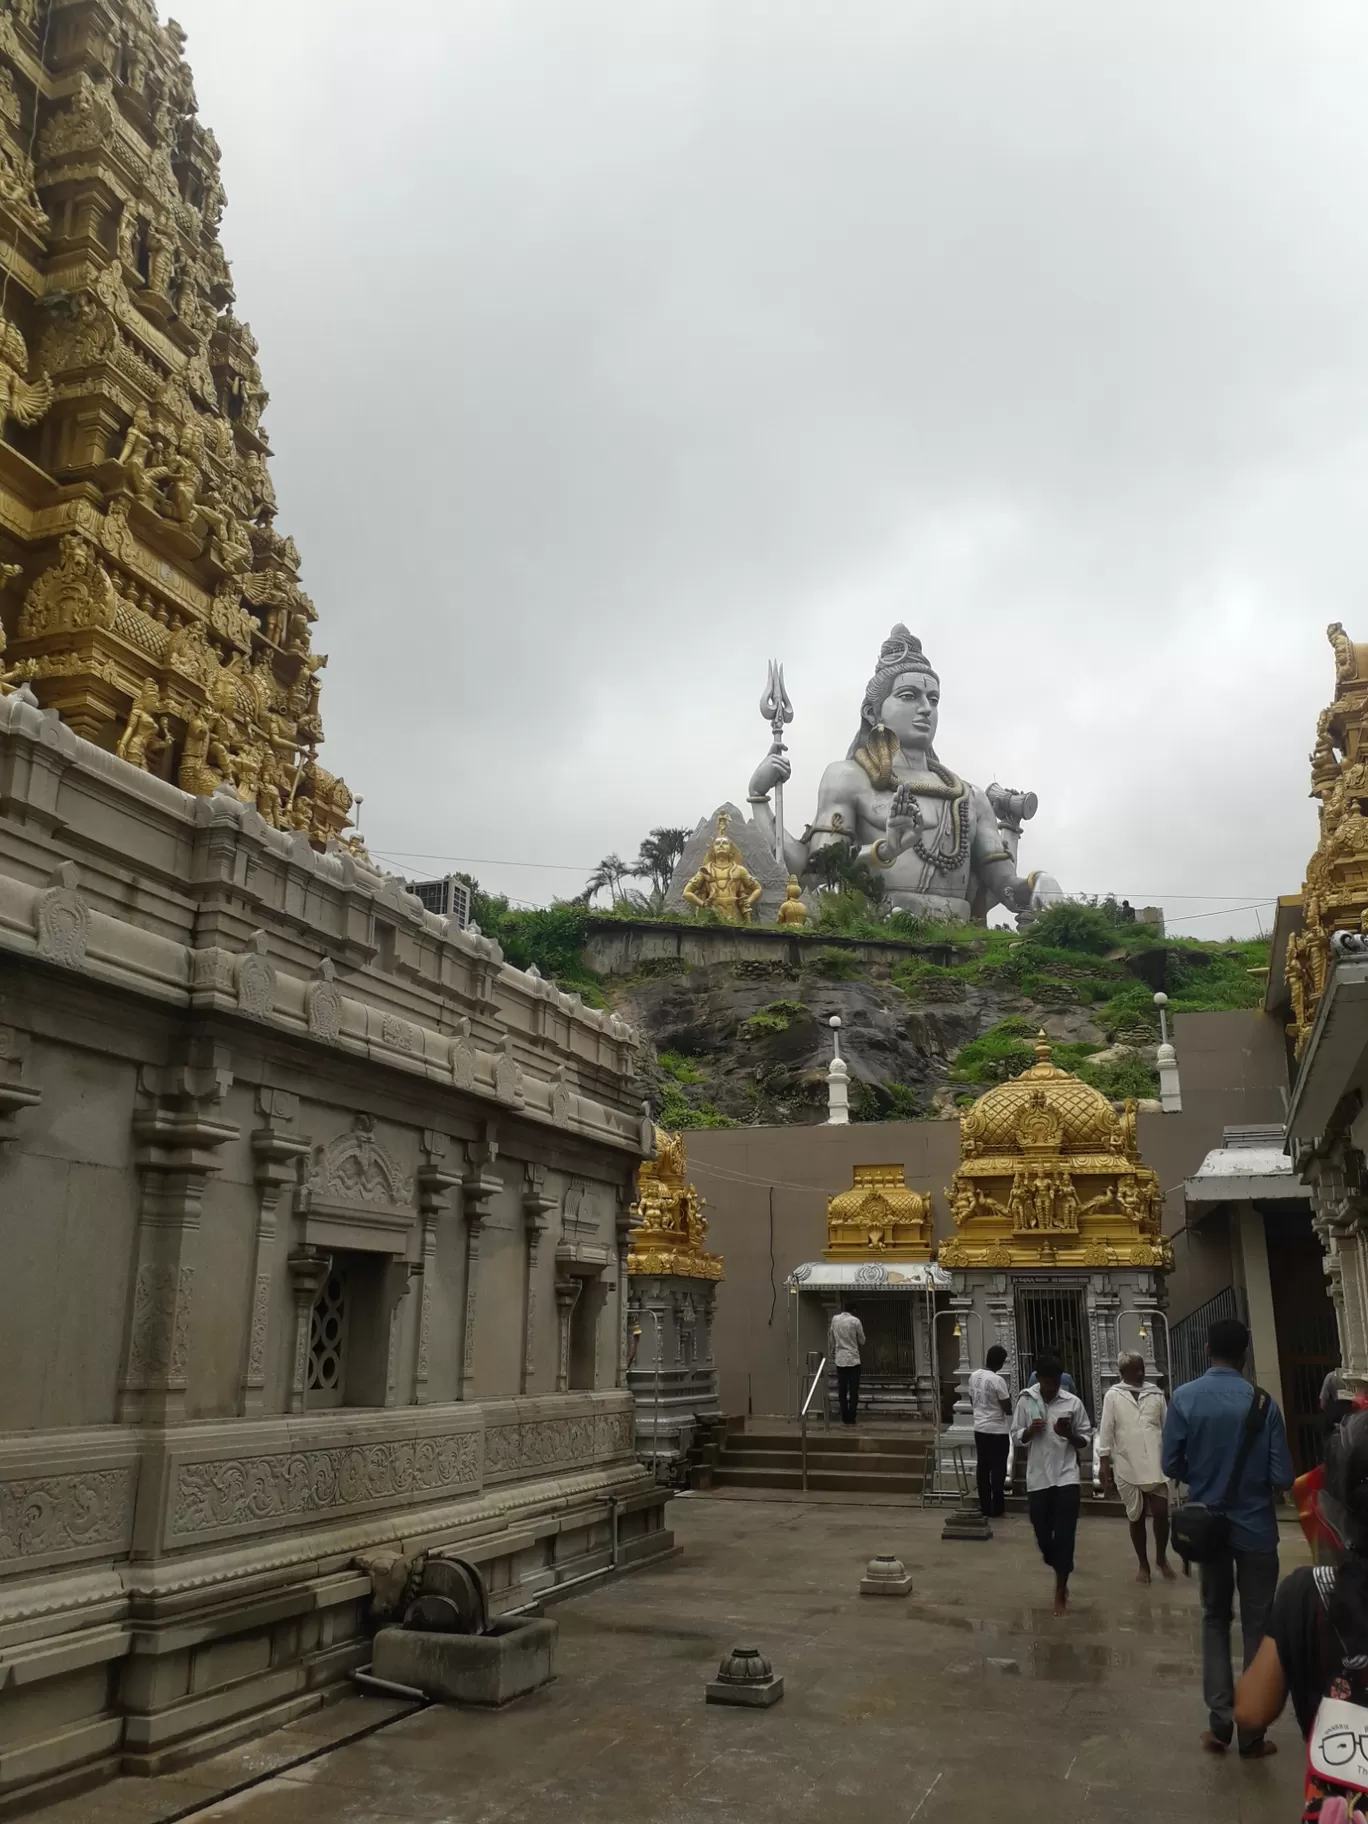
[799,1354,827,1492]
[1169,1288,1239,1389]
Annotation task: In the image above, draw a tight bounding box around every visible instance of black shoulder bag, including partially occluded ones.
[1170,1385,1271,1568]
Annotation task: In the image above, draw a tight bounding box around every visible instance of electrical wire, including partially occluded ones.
[355,839,1287,904]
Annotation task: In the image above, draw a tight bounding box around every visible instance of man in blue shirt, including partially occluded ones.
[1162,1317,1294,1759]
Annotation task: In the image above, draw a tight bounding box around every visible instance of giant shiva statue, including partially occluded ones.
[746,624,1058,922]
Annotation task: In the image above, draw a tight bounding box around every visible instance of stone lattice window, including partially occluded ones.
[307,1266,350,1407]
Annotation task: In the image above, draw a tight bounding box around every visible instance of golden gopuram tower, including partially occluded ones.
[824,1164,932,1262]
[627,1129,722,1468]
[1287,623,1368,1053]
[0,0,352,847]
[939,1034,1171,1271]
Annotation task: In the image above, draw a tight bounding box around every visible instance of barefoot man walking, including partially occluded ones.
[1098,1351,1175,1585]
[1013,1350,1093,1617]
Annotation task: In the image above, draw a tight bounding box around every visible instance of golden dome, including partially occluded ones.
[959,1033,1119,1157]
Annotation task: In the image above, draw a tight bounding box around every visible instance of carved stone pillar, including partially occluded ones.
[521,1164,556,1394]
[1309,1150,1364,1388]
[1087,1279,1122,1421]
[555,1277,582,1393]
[983,1284,1016,1424]
[459,1127,501,1401]
[117,1058,239,1424]
[615,1185,634,1390]
[287,1246,331,1413]
[384,1259,422,1407]
[949,1286,976,1428]
[414,1132,461,1405]
[241,1089,310,1416]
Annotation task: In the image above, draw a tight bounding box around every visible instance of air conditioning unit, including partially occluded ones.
[408,875,471,930]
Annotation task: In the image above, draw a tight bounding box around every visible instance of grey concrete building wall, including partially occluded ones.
[687,1007,1292,1414]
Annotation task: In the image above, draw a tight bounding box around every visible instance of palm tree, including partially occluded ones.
[584,852,633,905]
[633,826,690,898]
[807,842,884,902]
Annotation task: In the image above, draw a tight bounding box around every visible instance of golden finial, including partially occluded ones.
[1033,1030,1052,1066]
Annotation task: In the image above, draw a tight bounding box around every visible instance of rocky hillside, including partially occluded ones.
[463,892,1271,1127]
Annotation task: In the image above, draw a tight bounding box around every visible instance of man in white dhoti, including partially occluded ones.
[1099,1351,1175,1584]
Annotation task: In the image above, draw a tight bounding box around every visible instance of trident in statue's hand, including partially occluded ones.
[759,660,794,867]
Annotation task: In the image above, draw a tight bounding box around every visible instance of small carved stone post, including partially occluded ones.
[287,1246,331,1413]
[459,1126,501,1401]
[415,1131,461,1405]
[521,1164,556,1394]
[555,1276,582,1394]
[241,1089,310,1416]
[118,1056,239,1425]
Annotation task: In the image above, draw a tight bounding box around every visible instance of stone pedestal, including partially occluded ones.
[373,1618,557,1706]
[627,1275,721,1465]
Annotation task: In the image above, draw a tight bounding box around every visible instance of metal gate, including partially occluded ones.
[1269,1231,1340,1475]
[1014,1285,1091,1415]
[849,1296,917,1378]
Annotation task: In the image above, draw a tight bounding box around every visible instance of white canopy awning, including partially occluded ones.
[786,1260,951,1292]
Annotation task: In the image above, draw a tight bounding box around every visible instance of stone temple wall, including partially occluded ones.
[0,687,672,1806]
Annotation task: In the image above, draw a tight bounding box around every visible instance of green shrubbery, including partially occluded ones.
[656,1084,737,1129]
[804,946,867,981]
[947,1015,1160,1100]
[740,1000,809,1036]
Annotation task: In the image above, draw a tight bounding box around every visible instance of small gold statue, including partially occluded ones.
[116,678,164,768]
[682,813,763,922]
[775,877,808,927]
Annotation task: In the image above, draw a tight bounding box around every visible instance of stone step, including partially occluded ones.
[720,1447,930,1476]
[732,1431,932,1457]
[712,1465,928,1495]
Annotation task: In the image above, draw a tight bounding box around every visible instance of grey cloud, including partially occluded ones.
[169,0,1368,927]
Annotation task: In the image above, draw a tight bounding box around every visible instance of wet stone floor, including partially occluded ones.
[42,1494,1310,1824]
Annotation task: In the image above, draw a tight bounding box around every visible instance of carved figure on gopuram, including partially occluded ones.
[1286,623,1368,1052]
[0,3,356,852]
[746,624,1062,923]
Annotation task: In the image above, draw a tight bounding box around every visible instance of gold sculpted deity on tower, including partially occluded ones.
[681,812,764,922]
[1288,624,1368,1053]
[628,1129,723,1280]
[0,1,355,850]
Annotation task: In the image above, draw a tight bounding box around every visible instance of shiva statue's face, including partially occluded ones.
[877,670,939,751]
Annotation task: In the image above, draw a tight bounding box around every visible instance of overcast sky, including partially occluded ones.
[167,0,1368,937]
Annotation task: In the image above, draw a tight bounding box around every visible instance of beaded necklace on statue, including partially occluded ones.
[900,762,970,873]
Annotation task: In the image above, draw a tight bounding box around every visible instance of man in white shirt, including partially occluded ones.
[1011,1349,1094,1616]
[968,1343,1012,1518]
[829,1299,866,1426]
[1098,1350,1174,1585]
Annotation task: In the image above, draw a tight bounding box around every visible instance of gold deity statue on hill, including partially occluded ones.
[682,813,764,923]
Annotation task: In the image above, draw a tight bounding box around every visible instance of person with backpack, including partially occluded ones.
[1236,1406,1368,1816]
[1162,1317,1295,1759]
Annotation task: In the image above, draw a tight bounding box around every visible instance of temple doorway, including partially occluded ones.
[1014,1284,1093,1417]
[1268,1222,1338,1475]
